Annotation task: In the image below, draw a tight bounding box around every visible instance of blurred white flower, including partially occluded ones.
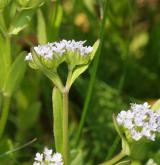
[34,153,43,162]
[117,102,160,141]
[33,147,63,165]
[146,158,158,165]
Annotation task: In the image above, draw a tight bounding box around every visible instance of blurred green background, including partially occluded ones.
[0,0,160,164]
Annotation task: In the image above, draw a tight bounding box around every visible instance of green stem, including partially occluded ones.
[100,150,126,165]
[75,0,109,147]
[0,96,10,138]
[62,87,69,165]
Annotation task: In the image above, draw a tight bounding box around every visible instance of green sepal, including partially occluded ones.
[151,99,160,111]
[31,48,63,91]
[113,114,131,156]
[52,87,63,153]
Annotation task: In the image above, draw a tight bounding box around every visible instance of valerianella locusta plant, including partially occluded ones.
[26,39,99,165]
[33,147,63,165]
[117,102,160,141]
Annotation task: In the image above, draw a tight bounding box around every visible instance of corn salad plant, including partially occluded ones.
[0,0,160,165]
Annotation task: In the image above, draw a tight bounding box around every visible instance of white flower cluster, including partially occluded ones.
[25,40,93,61]
[33,147,63,165]
[117,102,160,141]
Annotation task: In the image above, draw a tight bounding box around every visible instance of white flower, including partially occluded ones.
[25,40,93,61]
[51,153,62,162]
[34,153,43,162]
[44,147,53,156]
[33,162,41,165]
[33,147,63,165]
[117,102,160,141]
[146,158,158,165]
[25,52,32,61]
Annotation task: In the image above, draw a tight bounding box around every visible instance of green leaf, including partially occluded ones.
[69,64,88,87]
[48,1,63,40]
[0,0,11,9]
[37,9,47,44]
[9,9,34,35]
[151,99,160,111]
[31,48,63,91]
[115,160,131,165]
[3,52,26,96]
[0,35,11,91]
[0,14,7,35]
[52,87,63,153]
[90,39,100,60]
[70,150,84,165]
[18,102,41,130]
[69,40,100,87]
[113,114,131,156]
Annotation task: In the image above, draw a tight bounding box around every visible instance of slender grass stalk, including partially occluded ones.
[0,96,10,138]
[118,0,133,94]
[62,87,69,165]
[100,150,126,165]
[75,0,109,146]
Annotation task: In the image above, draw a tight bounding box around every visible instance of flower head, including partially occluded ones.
[33,147,63,165]
[117,102,160,141]
[25,39,93,69]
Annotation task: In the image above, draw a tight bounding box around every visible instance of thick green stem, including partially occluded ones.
[0,96,10,138]
[62,88,69,165]
[100,151,126,165]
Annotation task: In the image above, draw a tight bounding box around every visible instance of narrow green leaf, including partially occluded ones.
[90,39,100,60]
[70,64,88,87]
[37,9,47,44]
[9,9,34,35]
[0,0,11,9]
[52,87,63,153]
[48,1,63,40]
[113,114,131,156]
[70,150,84,165]
[69,40,100,87]
[0,35,11,91]
[115,160,131,165]
[3,52,26,96]
[0,14,7,35]
[151,99,160,111]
